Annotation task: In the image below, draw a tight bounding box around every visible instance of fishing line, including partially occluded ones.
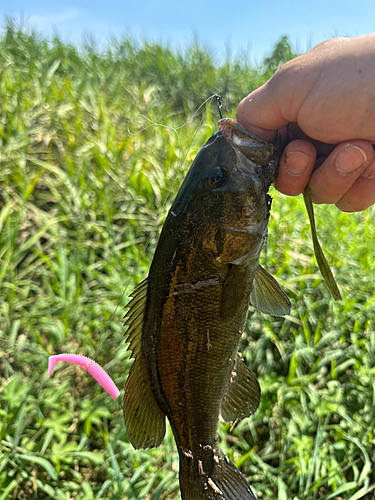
[127,94,220,136]
[95,94,221,359]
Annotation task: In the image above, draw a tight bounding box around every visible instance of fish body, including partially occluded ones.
[123,118,291,499]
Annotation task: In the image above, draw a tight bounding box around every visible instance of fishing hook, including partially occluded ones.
[215,94,223,119]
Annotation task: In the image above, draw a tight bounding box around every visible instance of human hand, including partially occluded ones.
[236,34,375,212]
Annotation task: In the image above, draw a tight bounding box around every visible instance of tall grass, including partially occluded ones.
[1,19,375,500]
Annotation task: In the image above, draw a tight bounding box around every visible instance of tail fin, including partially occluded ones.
[179,445,256,500]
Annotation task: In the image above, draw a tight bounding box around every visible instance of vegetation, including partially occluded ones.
[1,19,375,500]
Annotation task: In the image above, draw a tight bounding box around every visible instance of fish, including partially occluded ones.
[123,118,291,500]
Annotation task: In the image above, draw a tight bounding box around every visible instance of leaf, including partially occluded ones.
[40,428,55,455]
[71,451,104,465]
[348,484,375,500]
[303,187,341,300]
[82,482,94,499]
[0,480,17,500]
[16,454,58,480]
[46,60,61,84]
[35,481,56,497]
[325,481,357,499]
[0,203,11,235]
[277,478,288,500]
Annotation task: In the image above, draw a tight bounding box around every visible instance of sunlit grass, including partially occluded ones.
[1,19,375,500]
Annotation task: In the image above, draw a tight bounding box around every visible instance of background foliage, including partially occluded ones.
[1,19,375,500]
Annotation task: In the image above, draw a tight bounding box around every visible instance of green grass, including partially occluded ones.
[1,20,375,500]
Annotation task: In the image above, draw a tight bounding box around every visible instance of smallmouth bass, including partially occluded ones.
[123,118,291,499]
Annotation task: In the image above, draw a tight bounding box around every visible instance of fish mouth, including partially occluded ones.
[218,118,278,169]
[218,118,267,147]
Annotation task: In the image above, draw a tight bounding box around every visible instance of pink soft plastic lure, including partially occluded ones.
[48,353,120,399]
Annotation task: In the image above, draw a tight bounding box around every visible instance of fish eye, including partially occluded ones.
[208,166,228,189]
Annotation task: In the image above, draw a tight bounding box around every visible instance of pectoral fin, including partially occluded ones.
[250,265,291,316]
[123,279,166,449]
[221,355,260,424]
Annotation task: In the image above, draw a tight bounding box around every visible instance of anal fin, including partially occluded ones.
[221,355,260,424]
[123,352,166,449]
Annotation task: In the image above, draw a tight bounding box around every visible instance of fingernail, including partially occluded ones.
[335,144,367,175]
[284,151,311,176]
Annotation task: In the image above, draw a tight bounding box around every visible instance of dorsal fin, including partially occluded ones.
[124,278,148,359]
[221,355,260,424]
[123,278,166,449]
[250,265,291,317]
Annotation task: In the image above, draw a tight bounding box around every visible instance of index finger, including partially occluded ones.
[236,79,293,142]
[235,57,313,141]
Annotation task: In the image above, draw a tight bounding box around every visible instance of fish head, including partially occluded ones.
[171,118,280,265]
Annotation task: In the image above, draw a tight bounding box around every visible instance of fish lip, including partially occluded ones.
[218,118,268,148]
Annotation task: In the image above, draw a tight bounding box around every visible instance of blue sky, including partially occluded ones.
[2,0,375,62]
